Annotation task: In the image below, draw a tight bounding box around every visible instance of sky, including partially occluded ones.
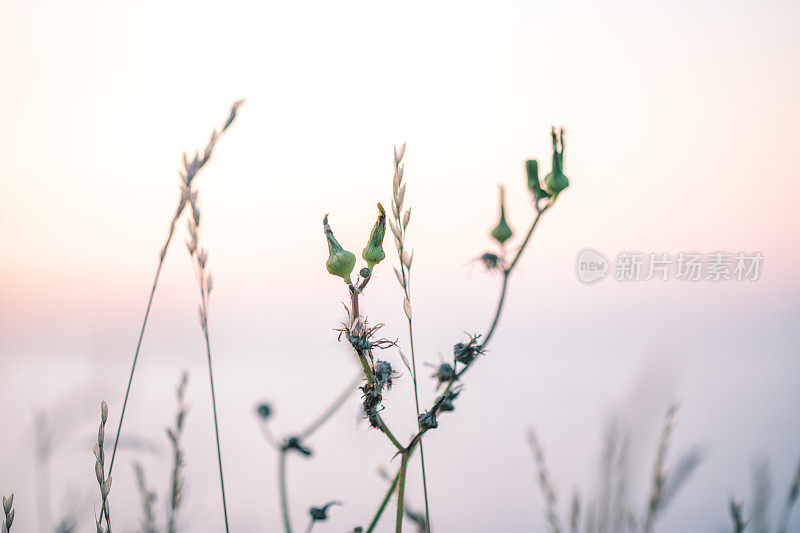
[1,1,799,532]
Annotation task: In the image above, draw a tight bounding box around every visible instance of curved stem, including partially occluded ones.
[279,450,292,533]
[298,372,362,441]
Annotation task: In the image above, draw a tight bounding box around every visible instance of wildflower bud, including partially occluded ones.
[2,495,12,516]
[490,186,513,245]
[454,334,485,366]
[362,203,387,269]
[309,501,341,522]
[323,214,356,284]
[283,436,313,457]
[526,159,551,201]
[418,410,438,431]
[544,127,569,195]
[256,403,272,420]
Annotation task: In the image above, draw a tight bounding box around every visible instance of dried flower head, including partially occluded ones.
[256,403,272,420]
[282,437,313,457]
[428,362,457,386]
[453,333,485,367]
[374,360,396,390]
[418,410,439,431]
[309,501,342,522]
[336,316,396,354]
[473,252,506,273]
[434,388,461,413]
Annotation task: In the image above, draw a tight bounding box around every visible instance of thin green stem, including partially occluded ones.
[279,450,292,533]
[107,230,173,477]
[201,295,230,533]
[405,320,431,532]
[298,372,362,441]
[379,418,405,452]
[358,352,375,383]
[367,471,400,533]
[395,452,410,533]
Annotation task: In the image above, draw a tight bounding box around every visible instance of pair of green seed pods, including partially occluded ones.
[324,203,386,284]
[491,128,569,245]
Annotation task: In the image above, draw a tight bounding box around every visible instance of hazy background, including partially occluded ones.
[1,1,799,531]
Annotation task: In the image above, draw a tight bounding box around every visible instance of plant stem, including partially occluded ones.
[107,229,173,477]
[367,471,400,533]
[405,321,431,532]
[484,201,551,346]
[279,449,292,533]
[395,452,410,533]
[298,372,362,441]
[200,294,230,533]
[379,417,405,452]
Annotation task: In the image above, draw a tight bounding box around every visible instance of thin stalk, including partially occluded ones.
[200,295,230,533]
[298,372,362,441]
[367,471,400,533]
[379,418,405,452]
[405,322,431,532]
[279,450,292,533]
[395,452,410,533]
[484,201,550,346]
[368,442,420,531]
[107,231,173,476]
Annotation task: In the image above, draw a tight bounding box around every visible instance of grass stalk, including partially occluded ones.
[107,99,243,479]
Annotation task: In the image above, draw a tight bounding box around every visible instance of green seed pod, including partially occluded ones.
[526,159,550,201]
[490,185,513,245]
[544,127,569,195]
[323,214,356,284]
[362,203,386,269]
